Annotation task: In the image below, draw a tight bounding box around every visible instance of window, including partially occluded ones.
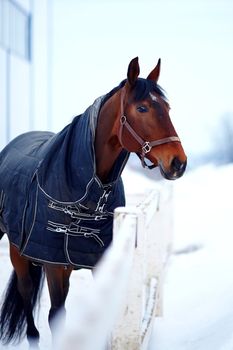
[0,0,31,60]
[0,0,4,46]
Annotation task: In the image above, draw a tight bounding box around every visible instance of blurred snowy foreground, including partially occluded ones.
[149,164,233,350]
[0,164,233,349]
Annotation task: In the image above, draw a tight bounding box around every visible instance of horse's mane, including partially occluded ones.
[101,80,126,106]
[102,78,168,107]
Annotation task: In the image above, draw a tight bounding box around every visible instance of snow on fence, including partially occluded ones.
[57,184,173,350]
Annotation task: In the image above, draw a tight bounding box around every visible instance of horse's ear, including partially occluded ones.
[147,58,161,82]
[127,57,140,87]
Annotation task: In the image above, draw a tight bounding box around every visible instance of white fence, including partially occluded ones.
[57,184,173,350]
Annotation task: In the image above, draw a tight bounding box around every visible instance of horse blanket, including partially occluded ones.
[0,96,129,269]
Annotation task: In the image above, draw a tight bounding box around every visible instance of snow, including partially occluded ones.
[1,164,233,349]
[149,164,233,350]
[122,165,160,195]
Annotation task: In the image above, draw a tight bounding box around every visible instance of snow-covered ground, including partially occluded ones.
[149,164,233,350]
[0,164,233,349]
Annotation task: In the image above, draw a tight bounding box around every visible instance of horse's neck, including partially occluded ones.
[94,91,123,183]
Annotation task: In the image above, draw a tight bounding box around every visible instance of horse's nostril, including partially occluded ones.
[171,157,185,172]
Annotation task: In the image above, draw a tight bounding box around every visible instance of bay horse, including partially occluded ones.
[0,57,187,346]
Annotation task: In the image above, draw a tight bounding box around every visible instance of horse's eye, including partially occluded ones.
[137,105,148,113]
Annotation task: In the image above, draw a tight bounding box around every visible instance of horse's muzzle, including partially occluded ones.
[159,157,187,180]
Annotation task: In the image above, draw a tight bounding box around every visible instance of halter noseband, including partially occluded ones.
[119,90,181,169]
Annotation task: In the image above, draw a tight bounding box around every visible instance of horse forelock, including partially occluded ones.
[101,78,168,108]
[132,78,168,103]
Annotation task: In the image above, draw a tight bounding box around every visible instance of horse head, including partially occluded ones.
[119,57,187,180]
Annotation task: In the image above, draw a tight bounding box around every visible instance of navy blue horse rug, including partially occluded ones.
[0,96,129,269]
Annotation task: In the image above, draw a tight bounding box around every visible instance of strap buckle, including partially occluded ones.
[120,115,127,125]
[142,142,152,154]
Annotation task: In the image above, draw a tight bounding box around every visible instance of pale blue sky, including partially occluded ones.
[52,0,233,157]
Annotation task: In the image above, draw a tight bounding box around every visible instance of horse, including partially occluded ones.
[0,57,187,346]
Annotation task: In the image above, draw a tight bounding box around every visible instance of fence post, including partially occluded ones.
[137,189,161,347]
[111,207,146,350]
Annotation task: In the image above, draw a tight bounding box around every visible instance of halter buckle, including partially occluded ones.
[120,115,127,125]
[142,142,152,154]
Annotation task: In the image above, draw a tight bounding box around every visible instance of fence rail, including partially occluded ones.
[57,184,173,350]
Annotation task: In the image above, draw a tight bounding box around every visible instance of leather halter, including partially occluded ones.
[118,90,181,169]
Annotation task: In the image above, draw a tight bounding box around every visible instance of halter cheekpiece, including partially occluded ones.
[119,91,181,169]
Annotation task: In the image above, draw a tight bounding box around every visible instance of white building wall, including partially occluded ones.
[31,0,52,130]
[16,0,30,12]
[0,48,7,149]
[0,0,51,151]
[9,55,30,139]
